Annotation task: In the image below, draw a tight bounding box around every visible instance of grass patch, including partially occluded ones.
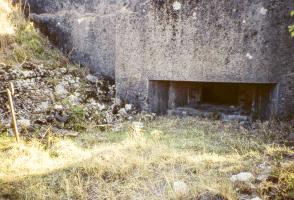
[0,0,67,68]
[0,117,293,199]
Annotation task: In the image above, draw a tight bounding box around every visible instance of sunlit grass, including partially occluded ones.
[0,118,293,199]
[0,1,293,198]
[0,0,15,35]
[0,0,67,67]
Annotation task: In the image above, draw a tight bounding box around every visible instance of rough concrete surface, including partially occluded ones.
[26,0,294,119]
[26,0,140,80]
[115,0,294,119]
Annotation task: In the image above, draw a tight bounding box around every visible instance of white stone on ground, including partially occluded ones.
[172,1,182,11]
[18,119,31,128]
[55,83,68,97]
[54,104,63,111]
[259,7,268,15]
[230,172,254,182]
[246,53,253,60]
[86,74,98,83]
[118,108,128,117]
[251,197,262,200]
[36,101,50,112]
[125,104,133,112]
[173,181,189,197]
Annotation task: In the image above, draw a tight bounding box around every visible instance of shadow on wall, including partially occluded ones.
[148,80,277,121]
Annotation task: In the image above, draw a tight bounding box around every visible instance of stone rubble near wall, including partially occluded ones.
[23,0,294,119]
[0,62,143,134]
[167,107,250,122]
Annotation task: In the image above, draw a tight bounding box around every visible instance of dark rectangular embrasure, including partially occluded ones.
[148,80,277,120]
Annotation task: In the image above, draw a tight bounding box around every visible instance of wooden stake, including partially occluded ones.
[7,88,20,143]
[9,82,15,96]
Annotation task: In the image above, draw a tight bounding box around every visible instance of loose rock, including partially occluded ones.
[18,119,31,128]
[230,172,254,182]
[173,181,189,197]
[196,191,226,200]
[86,74,98,83]
[251,197,262,200]
[125,104,133,112]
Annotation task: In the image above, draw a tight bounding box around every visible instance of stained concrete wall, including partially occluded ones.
[116,0,294,118]
[26,0,141,80]
[25,0,294,118]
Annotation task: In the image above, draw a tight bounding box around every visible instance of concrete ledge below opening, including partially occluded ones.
[148,80,277,121]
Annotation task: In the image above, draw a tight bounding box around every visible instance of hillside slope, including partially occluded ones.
[0,0,135,135]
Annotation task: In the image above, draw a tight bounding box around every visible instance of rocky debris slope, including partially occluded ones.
[0,62,146,134]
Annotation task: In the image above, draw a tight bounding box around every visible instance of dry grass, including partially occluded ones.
[0,0,67,68]
[0,1,293,199]
[0,117,293,200]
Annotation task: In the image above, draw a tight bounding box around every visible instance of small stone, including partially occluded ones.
[18,119,30,128]
[257,174,268,181]
[140,112,156,121]
[259,7,267,15]
[55,83,68,97]
[54,105,63,111]
[55,113,68,123]
[36,101,50,112]
[230,172,254,182]
[173,181,189,197]
[97,103,106,111]
[68,94,80,104]
[197,191,225,200]
[118,108,128,117]
[68,78,76,84]
[172,1,182,11]
[128,116,134,120]
[251,197,262,200]
[86,74,98,83]
[125,104,133,112]
[258,162,267,169]
[246,53,253,60]
[60,68,67,73]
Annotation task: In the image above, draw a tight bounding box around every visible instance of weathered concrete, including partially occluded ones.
[25,0,294,119]
[115,0,294,119]
[26,0,140,80]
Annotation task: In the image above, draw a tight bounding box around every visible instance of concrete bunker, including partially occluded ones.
[148,80,277,121]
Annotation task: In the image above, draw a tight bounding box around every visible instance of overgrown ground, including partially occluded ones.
[0,0,68,68]
[0,1,294,200]
[0,118,293,199]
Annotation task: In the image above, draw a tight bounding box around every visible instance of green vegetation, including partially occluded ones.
[0,0,66,68]
[0,1,293,199]
[290,11,294,37]
[65,104,88,131]
[0,118,293,199]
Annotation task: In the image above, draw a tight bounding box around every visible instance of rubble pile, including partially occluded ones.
[0,62,146,134]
